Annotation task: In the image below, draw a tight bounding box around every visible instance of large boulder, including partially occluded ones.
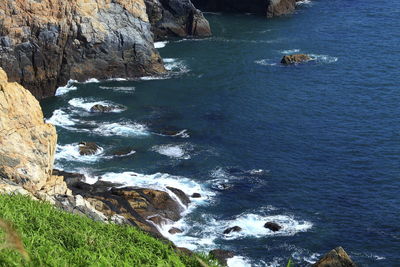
[281,54,311,64]
[0,68,66,194]
[223,226,242,235]
[313,247,357,267]
[264,222,282,232]
[191,0,297,18]
[78,142,101,156]
[145,0,211,40]
[0,0,165,99]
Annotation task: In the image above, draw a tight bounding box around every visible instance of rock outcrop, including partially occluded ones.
[191,0,297,18]
[0,0,165,99]
[281,54,311,64]
[0,68,64,195]
[313,247,357,267]
[145,0,211,40]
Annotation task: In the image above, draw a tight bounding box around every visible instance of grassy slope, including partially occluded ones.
[0,194,217,267]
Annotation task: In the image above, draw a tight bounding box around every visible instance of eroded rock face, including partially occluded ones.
[210,249,235,266]
[0,0,165,99]
[0,68,63,193]
[313,247,357,267]
[191,0,297,17]
[145,0,211,40]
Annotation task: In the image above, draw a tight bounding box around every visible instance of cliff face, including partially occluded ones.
[191,0,297,17]
[0,68,67,195]
[145,0,211,41]
[0,0,165,99]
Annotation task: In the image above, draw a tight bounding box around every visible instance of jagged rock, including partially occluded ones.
[223,226,242,235]
[168,227,183,234]
[281,54,311,65]
[145,0,211,40]
[78,142,100,156]
[191,0,297,18]
[0,68,65,194]
[0,0,165,99]
[210,249,235,266]
[264,222,282,232]
[191,193,201,198]
[66,180,188,235]
[166,186,191,207]
[90,104,119,113]
[313,247,357,267]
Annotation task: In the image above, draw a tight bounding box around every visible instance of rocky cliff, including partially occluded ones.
[191,0,298,17]
[0,0,211,99]
[0,68,68,197]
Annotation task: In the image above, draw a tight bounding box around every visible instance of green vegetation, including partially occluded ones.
[0,194,218,266]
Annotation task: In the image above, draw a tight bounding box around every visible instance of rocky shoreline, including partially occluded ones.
[0,1,359,266]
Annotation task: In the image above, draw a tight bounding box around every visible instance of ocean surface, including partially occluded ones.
[41,0,400,266]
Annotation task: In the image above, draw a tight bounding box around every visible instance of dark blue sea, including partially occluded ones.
[41,0,400,265]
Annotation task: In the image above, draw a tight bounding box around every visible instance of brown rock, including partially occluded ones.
[90,104,118,113]
[210,249,235,266]
[78,142,100,156]
[148,215,168,225]
[168,227,183,234]
[223,226,242,235]
[0,68,61,193]
[264,222,282,232]
[167,186,191,207]
[281,54,311,65]
[312,247,357,267]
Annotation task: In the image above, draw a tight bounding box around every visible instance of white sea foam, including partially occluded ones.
[309,54,339,64]
[227,256,252,267]
[46,109,77,128]
[221,213,313,239]
[68,98,125,113]
[255,59,278,66]
[107,78,127,81]
[296,0,312,6]
[55,80,78,96]
[93,122,149,137]
[55,143,104,163]
[163,58,189,73]
[84,78,100,83]
[140,75,170,81]
[99,86,135,93]
[280,49,301,54]
[154,41,168,49]
[152,144,192,159]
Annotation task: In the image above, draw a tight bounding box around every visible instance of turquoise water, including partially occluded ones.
[42,1,400,266]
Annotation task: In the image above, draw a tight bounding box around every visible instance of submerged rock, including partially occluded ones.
[191,193,202,198]
[223,226,242,235]
[264,222,282,232]
[111,147,136,157]
[312,247,357,267]
[90,104,119,113]
[281,54,311,64]
[78,142,100,156]
[168,227,183,234]
[209,249,235,266]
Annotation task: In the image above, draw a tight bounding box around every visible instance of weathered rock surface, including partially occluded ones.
[0,0,165,99]
[313,247,357,267]
[64,173,188,236]
[264,222,282,232]
[281,54,311,64]
[90,104,119,113]
[145,0,211,40]
[191,0,297,17]
[78,142,101,156]
[0,68,64,194]
[168,227,183,234]
[210,249,235,266]
[223,226,242,235]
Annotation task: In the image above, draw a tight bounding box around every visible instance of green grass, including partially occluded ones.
[0,194,218,267]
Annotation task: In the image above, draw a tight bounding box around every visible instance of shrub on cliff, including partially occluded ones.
[0,194,216,266]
